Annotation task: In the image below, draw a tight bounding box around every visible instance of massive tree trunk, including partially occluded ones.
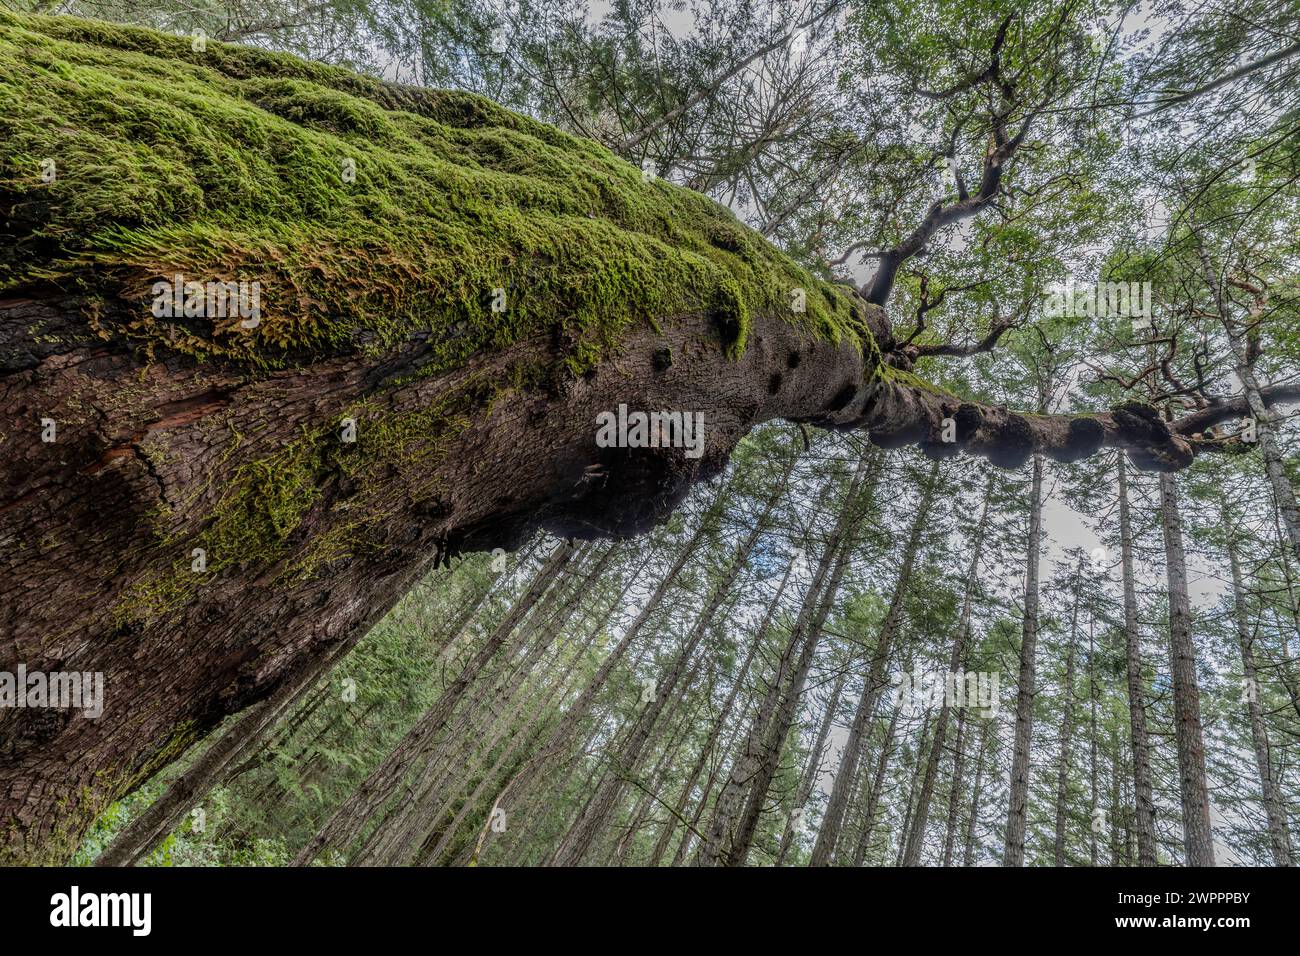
[0,11,1283,863]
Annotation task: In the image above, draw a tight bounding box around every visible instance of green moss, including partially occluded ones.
[0,10,872,374]
[879,363,958,398]
[3,10,887,635]
[715,275,751,359]
[112,380,479,622]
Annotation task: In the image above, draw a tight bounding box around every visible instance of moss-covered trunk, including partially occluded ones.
[0,12,1246,863]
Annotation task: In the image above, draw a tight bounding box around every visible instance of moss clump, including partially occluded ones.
[878,364,958,398]
[0,10,872,374]
[113,379,479,623]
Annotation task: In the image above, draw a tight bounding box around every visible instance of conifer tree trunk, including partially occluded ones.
[894,708,933,866]
[94,633,355,867]
[476,495,726,862]
[813,460,939,866]
[698,451,877,866]
[421,614,607,866]
[720,474,872,866]
[775,671,847,864]
[669,699,757,866]
[2,12,1290,863]
[451,553,648,866]
[1158,473,1216,866]
[1117,455,1159,865]
[902,477,991,865]
[1199,246,1300,559]
[1087,618,1099,867]
[1109,726,1123,866]
[941,701,968,867]
[291,540,580,865]
[963,722,990,867]
[1052,583,1080,867]
[359,544,617,864]
[852,702,902,866]
[1223,504,1294,866]
[549,458,795,864]
[1004,453,1045,866]
[649,600,771,865]
[608,672,706,864]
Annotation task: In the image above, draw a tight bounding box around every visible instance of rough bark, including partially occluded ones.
[1117,455,1159,865]
[1052,580,1080,867]
[1004,453,1044,866]
[93,632,353,867]
[1158,473,1216,866]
